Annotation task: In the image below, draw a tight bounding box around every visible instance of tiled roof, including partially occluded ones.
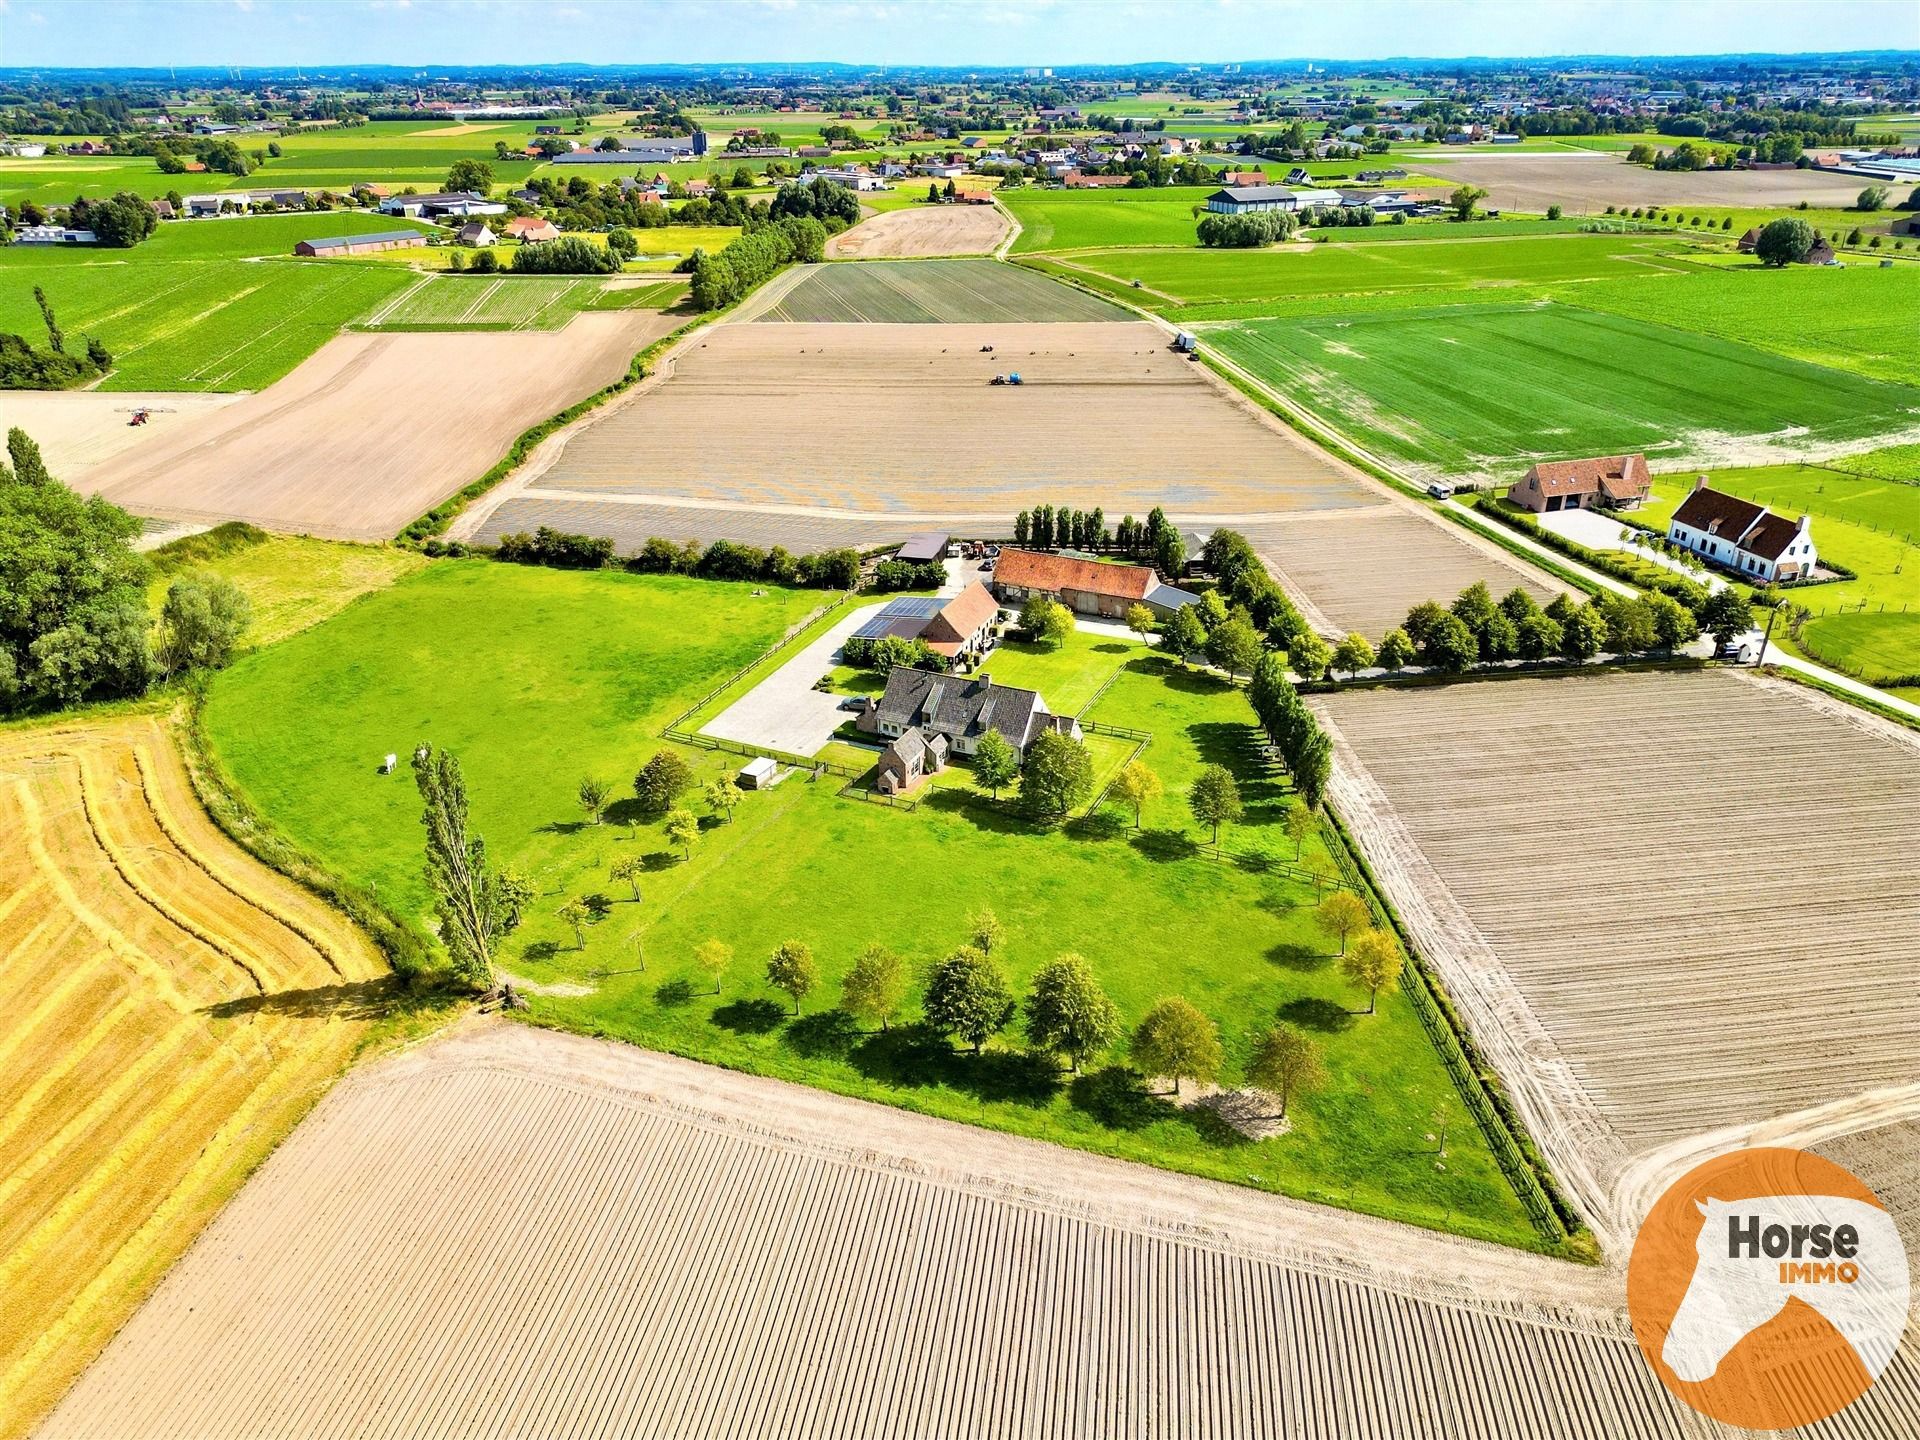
[992,549,1155,601]
[1525,454,1650,499]
[1740,512,1803,560]
[922,582,998,654]
[873,667,1046,750]
[1673,485,1766,539]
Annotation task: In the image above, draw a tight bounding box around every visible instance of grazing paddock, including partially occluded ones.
[1238,503,1565,638]
[1211,303,1920,483]
[1314,669,1920,1243]
[0,715,385,1440]
[525,322,1370,514]
[1411,151,1877,214]
[71,312,673,540]
[754,259,1126,323]
[825,201,1011,258]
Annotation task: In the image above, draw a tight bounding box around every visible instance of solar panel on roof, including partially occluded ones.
[850,596,942,641]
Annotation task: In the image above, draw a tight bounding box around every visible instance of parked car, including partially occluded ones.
[838,695,868,711]
[1425,482,1454,499]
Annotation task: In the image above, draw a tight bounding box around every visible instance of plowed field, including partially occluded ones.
[825,202,1009,258]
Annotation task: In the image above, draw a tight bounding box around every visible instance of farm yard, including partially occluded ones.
[752,258,1127,323]
[32,1022,1749,1440]
[825,201,1011,258]
[0,715,387,1440]
[517,321,1370,515]
[66,313,672,539]
[1313,669,1920,1242]
[1209,303,1920,483]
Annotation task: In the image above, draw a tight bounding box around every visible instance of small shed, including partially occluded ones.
[738,756,778,790]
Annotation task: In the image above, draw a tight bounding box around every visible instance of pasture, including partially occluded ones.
[1002,186,1219,253]
[1055,233,1699,308]
[0,715,387,1440]
[528,320,1368,516]
[753,258,1126,323]
[1315,669,1920,1238]
[35,1025,1707,1440]
[200,560,1538,1244]
[1210,302,1920,482]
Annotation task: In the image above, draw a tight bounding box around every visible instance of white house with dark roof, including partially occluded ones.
[857,666,1079,761]
[1667,479,1818,583]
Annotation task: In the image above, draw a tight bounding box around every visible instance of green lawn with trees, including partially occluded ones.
[199,557,1546,1249]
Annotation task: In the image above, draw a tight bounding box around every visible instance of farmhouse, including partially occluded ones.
[1203,185,1343,214]
[858,665,1078,760]
[852,584,1001,664]
[293,229,426,257]
[379,191,507,219]
[1063,171,1132,188]
[455,222,497,247]
[874,727,947,795]
[990,548,1196,620]
[1667,479,1818,582]
[1507,454,1652,513]
[502,216,560,242]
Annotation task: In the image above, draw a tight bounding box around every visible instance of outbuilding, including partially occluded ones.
[737,756,778,790]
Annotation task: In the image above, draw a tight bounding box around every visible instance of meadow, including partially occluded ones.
[200,559,1542,1248]
[1209,302,1920,481]
[1003,187,1218,253]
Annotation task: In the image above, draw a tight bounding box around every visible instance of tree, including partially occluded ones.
[1110,760,1162,829]
[1246,1025,1323,1119]
[1161,603,1206,664]
[968,907,1006,956]
[578,775,611,824]
[607,226,638,261]
[1020,593,1072,648]
[1546,204,1563,221]
[842,943,907,1031]
[1124,602,1156,646]
[1188,764,1243,847]
[446,158,494,194]
[1284,799,1315,859]
[1024,953,1120,1072]
[1560,604,1609,662]
[1130,997,1222,1096]
[1294,728,1332,810]
[1753,217,1814,267]
[497,867,537,931]
[610,853,646,902]
[1857,184,1889,212]
[1020,729,1094,818]
[1315,889,1370,956]
[695,938,732,994]
[34,286,64,354]
[923,945,1016,1054]
[972,727,1019,799]
[1699,588,1754,646]
[1402,599,1447,649]
[8,426,54,486]
[412,745,517,989]
[1516,612,1563,661]
[664,807,700,861]
[704,777,742,823]
[1340,927,1403,1014]
[1205,616,1262,681]
[1288,632,1332,682]
[1376,628,1414,672]
[635,750,695,812]
[155,573,250,678]
[764,939,817,1014]
[1330,632,1374,680]
[557,897,593,949]
[1448,184,1488,221]
[1420,613,1479,672]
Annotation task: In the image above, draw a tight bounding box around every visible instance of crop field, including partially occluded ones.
[357,274,621,330]
[825,202,1010,258]
[1405,152,1880,214]
[74,312,671,539]
[1002,186,1220,253]
[526,321,1369,515]
[38,1023,1788,1440]
[1314,669,1920,1239]
[753,258,1127,323]
[1056,233,1698,307]
[0,714,386,1440]
[1237,503,1566,638]
[1565,264,1920,387]
[1210,303,1920,482]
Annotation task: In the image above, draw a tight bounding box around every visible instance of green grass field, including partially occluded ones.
[1003,187,1219,253]
[758,257,1125,323]
[201,560,1543,1249]
[1210,302,1920,481]
[1056,233,1699,307]
[146,528,426,649]
[358,273,618,330]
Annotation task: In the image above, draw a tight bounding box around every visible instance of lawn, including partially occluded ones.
[1210,302,1920,482]
[1003,187,1219,253]
[201,560,1545,1250]
[977,628,1141,714]
[1055,233,1699,308]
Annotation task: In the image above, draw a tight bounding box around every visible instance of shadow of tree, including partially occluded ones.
[1069,1065,1175,1131]
[1066,810,1127,844]
[1091,641,1130,655]
[713,998,786,1034]
[521,940,560,963]
[640,850,680,871]
[1279,996,1355,1033]
[1267,942,1325,971]
[655,978,697,1007]
[538,820,587,836]
[921,789,1034,835]
[202,976,399,1023]
[1131,827,1199,863]
[784,1009,862,1059]
[849,1024,1063,1108]
[603,798,653,829]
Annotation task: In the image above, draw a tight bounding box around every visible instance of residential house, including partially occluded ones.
[454,222,497,247]
[1063,171,1131,188]
[1667,479,1819,582]
[149,198,176,219]
[1222,170,1267,186]
[293,229,426,257]
[502,216,560,242]
[952,189,995,204]
[989,549,1161,619]
[875,728,948,796]
[852,584,1002,665]
[1803,239,1840,266]
[859,666,1079,761]
[1506,454,1653,513]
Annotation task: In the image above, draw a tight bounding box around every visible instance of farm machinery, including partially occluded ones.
[988,372,1023,386]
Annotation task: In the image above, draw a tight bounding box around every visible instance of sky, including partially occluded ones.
[2,0,1916,70]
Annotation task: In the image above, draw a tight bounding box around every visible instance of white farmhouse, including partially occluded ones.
[1667,479,1818,583]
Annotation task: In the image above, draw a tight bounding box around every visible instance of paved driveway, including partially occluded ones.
[699,602,883,757]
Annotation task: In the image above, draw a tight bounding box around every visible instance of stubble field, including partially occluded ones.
[0,715,386,1440]
[825,201,1010,258]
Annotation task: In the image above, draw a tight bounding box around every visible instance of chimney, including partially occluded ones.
[1693,475,1708,492]
[1797,514,1810,534]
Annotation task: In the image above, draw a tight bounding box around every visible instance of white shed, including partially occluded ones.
[738,756,778,790]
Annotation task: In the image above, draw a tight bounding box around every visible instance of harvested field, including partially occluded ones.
[2,390,243,482]
[1416,152,1877,215]
[468,493,949,556]
[1314,669,1920,1246]
[1240,503,1566,637]
[69,312,672,541]
[755,258,1125,323]
[519,322,1369,514]
[37,1022,1769,1440]
[825,201,1010,258]
[1818,1120,1920,1284]
[0,715,385,1440]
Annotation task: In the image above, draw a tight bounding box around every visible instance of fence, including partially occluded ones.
[657,590,856,742]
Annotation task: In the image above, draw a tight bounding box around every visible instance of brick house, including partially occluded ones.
[1507,454,1652,513]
